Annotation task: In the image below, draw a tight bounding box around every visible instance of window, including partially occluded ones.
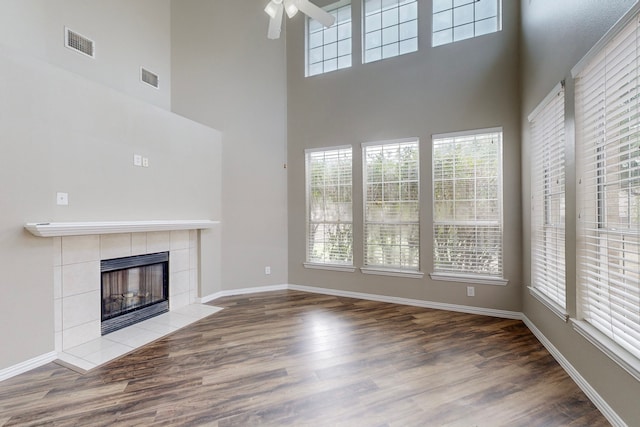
[305,147,353,266]
[363,139,420,272]
[307,1,352,77]
[432,129,503,281]
[530,83,567,313]
[432,0,502,47]
[363,0,418,63]
[574,10,640,370]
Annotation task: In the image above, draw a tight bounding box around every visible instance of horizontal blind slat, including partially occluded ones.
[364,140,420,270]
[433,131,503,276]
[576,14,640,359]
[531,85,566,307]
[306,147,354,265]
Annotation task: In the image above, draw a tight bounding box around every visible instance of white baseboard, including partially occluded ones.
[0,351,57,382]
[200,283,520,319]
[522,316,627,427]
[198,284,288,304]
[288,284,522,319]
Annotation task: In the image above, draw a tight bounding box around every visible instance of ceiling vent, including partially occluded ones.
[140,68,159,89]
[65,27,95,58]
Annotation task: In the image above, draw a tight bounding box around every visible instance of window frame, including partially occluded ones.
[572,2,640,381]
[432,0,502,48]
[305,0,352,77]
[304,145,355,272]
[362,0,419,64]
[430,127,507,286]
[528,82,568,321]
[361,138,422,278]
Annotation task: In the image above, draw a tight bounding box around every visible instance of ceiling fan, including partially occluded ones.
[264,0,336,39]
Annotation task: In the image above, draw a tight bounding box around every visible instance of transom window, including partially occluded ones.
[432,0,502,47]
[305,147,353,265]
[307,1,352,77]
[363,0,418,64]
[432,129,503,278]
[363,139,420,270]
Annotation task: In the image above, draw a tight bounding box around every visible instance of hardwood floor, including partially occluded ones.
[0,290,609,426]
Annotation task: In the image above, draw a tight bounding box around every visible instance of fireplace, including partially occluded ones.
[101,252,169,335]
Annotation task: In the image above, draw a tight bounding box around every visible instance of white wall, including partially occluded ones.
[0,0,172,110]
[286,1,521,311]
[520,0,640,425]
[171,0,289,293]
[0,33,221,371]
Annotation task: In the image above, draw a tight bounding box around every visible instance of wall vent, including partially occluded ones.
[140,68,159,89]
[65,27,95,58]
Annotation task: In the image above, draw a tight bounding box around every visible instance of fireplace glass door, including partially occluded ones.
[101,252,169,334]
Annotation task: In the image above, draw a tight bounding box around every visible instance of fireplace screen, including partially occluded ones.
[101,252,169,335]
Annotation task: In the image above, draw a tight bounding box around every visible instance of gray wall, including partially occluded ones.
[0,0,222,372]
[3,0,639,423]
[287,0,522,311]
[0,45,221,370]
[520,0,640,424]
[171,0,289,293]
[0,0,172,110]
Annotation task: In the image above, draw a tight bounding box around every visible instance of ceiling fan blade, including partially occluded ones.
[296,0,336,28]
[267,4,284,39]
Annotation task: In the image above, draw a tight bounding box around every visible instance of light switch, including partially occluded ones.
[133,154,142,166]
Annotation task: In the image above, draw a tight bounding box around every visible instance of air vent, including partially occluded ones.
[65,27,94,58]
[140,68,159,89]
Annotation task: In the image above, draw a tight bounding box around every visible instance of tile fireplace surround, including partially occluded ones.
[26,221,221,372]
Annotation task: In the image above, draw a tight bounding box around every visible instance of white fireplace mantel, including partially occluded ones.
[24,220,219,237]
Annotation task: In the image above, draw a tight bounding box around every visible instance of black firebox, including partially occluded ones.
[100,252,169,335]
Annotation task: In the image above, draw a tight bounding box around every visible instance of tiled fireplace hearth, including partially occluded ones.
[54,230,198,351]
[25,220,221,372]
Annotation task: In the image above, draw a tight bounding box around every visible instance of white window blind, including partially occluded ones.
[432,130,503,277]
[363,139,420,270]
[363,0,418,63]
[575,14,640,360]
[307,1,352,77]
[306,147,353,265]
[530,84,566,309]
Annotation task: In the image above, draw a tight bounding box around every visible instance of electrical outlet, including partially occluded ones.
[467,286,475,297]
[142,157,149,167]
[265,266,271,275]
[56,192,69,206]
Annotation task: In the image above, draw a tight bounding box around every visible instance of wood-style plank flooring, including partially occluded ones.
[0,290,609,426]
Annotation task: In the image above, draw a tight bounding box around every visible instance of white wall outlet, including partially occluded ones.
[133,154,142,166]
[265,266,271,275]
[142,157,149,167]
[56,192,69,206]
[467,286,475,297]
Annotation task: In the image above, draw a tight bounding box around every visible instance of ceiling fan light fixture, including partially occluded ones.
[284,0,299,18]
[265,0,334,40]
[264,0,281,18]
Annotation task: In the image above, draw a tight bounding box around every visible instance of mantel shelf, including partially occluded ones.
[24,220,219,237]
